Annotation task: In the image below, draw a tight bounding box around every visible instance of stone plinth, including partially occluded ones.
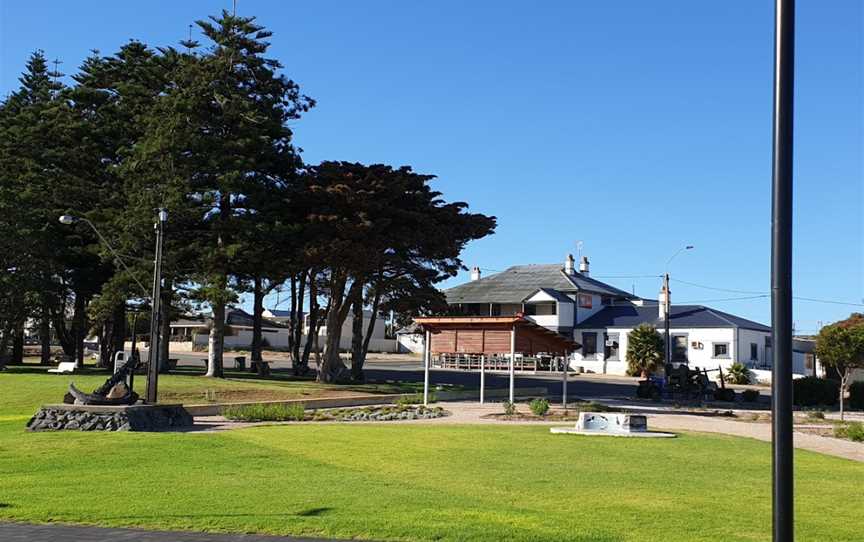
[551,412,676,438]
[27,404,193,432]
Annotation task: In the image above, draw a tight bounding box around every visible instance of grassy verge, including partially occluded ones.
[0,365,425,419]
[0,422,861,541]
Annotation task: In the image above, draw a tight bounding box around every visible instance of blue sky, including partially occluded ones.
[2,1,861,332]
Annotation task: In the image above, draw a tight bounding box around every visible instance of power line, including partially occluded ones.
[672,277,864,307]
[670,277,766,295]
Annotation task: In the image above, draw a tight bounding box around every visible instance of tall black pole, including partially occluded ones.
[145,209,167,404]
[771,1,794,541]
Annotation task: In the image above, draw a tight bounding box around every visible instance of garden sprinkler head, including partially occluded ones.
[58,215,78,225]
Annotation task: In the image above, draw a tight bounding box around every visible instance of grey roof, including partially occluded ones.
[575,304,771,332]
[265,309,292,318]
[445,264,635,304]
[171,309,287,329]
[526,288,575,303]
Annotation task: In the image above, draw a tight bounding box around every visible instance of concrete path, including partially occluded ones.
[647,414,864,462]
[0,523,358,542]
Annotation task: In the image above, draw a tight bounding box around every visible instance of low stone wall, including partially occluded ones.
[27,404,193,432]
[185,386,549,416]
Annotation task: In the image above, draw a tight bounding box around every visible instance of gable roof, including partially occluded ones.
[265,308,292,318]
[575,304,770,332]
[445,264,635,304]
[171,309,288,329]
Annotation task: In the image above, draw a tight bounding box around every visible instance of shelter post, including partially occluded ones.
[562,353,568,407]
[479,354,485,404]
[509,325,515,403]
[423,329,431,406]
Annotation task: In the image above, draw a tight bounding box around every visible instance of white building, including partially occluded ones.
[444,255,815,378]
[169,307,396,353]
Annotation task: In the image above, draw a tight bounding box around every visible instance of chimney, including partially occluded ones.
[659,284,670,320]
[564,254,575,275]
[470,266,482,281]
[579,255,590,276]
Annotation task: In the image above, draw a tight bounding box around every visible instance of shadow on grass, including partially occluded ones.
[0,503,12,509]
[90,508,334,521]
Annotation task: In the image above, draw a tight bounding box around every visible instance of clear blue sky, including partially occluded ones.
[2,1,861,332]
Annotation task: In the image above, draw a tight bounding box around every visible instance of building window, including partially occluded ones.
[578,294,593,309]
[804,353,814,371]
[601,296,612,306]
[672,334,688,362]
[712,342,730,359]
[524,302,556,316]
[604,332,620,361]
[582,332,597,359]
[750,343,758,361]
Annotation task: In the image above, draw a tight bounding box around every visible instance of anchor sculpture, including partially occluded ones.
[64,352,141,406]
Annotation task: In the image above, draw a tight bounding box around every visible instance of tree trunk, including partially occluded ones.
[11,321,24,364]
[72,292,87,369]
[207,300,225,378]
[299,276,318,375]
[357,286,383,379]
[840,371,848,422]
[40,305,52,364]
[319,273,359,383]
[290,272,306,371]
[159,284,171,372]
[113,304,126,365]
[51,294,74,357]
[350,287,364,381]
[251,275,264,363]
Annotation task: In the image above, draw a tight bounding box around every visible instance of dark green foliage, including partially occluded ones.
[741,389,760,403]
[502,401,516,416]
[724,362,752,385]
[833,421,864,443]
[395,393,435,406]
[792,377,839,407]
[625,324,664,376]
[529,398,550,416]
[848,381,864,411]
[223,402,306,422]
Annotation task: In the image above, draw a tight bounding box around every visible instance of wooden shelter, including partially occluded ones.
[415,316,580,404]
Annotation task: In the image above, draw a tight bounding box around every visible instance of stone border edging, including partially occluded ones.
[183,386,548,416]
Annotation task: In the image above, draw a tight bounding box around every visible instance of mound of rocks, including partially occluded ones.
[318,405,448,422]
[27,404,193,432]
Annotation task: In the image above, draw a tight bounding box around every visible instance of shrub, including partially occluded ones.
[502,401,516,416]
[625,324,664,376]
[849,381,864,411]
[724,362,752,385]
[713,388,736,402]
[806,410,825,420]
[396,392,435,406]
[529,398,550,416]
[834,421,864,443]
[223,402,306,422]
[741,389,760,403]
[793,377,839,407]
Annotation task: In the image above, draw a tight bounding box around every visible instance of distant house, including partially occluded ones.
[170,308,289,349]
[170,307,396,353]
[442,254,813,378]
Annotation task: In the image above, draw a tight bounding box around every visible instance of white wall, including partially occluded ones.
[570,327,739,376]
[523,290,575,332]
[397,333,424,354]
[737,328,771,368]
[191,329,398,353]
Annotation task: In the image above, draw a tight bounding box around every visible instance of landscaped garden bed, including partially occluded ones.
[483,400,622,422]
[223,402,449,423]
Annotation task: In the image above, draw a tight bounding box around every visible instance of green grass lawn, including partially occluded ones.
[0,364,423,417]
[1,372,862,541]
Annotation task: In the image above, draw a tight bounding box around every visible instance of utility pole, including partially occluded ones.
[145,209,168,404]
[771,0,795,540]
[663,272,671,366]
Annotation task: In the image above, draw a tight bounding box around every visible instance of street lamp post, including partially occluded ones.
[771,1,795,540]
[664,245,693,367]
[145,209,168,404]
[59,209,167,404]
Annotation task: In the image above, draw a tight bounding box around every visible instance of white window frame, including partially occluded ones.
[712,342,730,359]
